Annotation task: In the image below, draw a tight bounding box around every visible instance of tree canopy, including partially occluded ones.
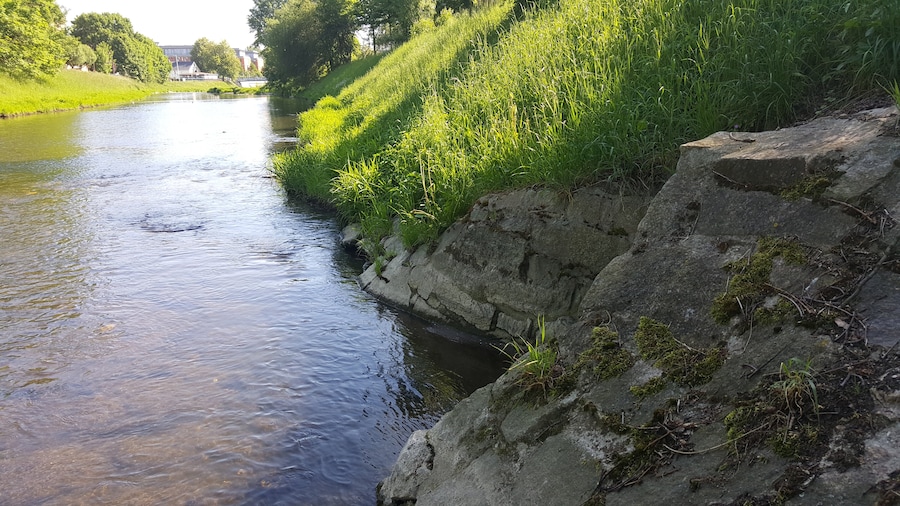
[248,0,288,45]
[70,12,170,83]
[0,0,69,80]
[259,0,358,88]
[191,38,242,80]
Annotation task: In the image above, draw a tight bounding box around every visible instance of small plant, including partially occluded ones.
[771,357,820,421]
[498,315,559,397]
[630,376,667,399]
[888,80,900,109]
[711,237,807,324]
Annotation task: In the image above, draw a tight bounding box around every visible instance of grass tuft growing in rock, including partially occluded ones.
[499,315,561,399]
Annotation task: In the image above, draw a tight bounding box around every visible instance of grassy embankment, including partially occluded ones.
[275,0,898,258]
[0,70,225,118]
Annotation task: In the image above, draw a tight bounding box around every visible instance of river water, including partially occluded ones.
[0,93,504,505]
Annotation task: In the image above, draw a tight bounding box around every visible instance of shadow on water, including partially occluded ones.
[244,195,507,505]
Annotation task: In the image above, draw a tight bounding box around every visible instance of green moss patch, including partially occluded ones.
[716,348,899,503]
[780,174,835,200]
[634,317,724,387]
[711,237,807,324]
[629,376,667,399]
[575,326,636,380]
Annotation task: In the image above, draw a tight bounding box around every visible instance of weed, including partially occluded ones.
[275,0,899,252]
[724,357,821,459]
[771,357,820,422]
[887,80,900,109]
[498,315,560,398]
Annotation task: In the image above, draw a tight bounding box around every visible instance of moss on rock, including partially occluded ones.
[711,237,807,324]
[634,317,724,387]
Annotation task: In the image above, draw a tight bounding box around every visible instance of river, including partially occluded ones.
[0,93,504,505]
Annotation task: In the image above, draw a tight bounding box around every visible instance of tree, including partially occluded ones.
[248,0,289,45]
[356,0,433,50]
[316,0,358,69]
[261,0,321,87]
[71,12,169,83]
[191,38,242,80]
[0,0,68,80]
[65,38,97,68]
[261,0,359,88]
[94,42,114,73]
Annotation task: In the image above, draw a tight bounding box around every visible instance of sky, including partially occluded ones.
[60,0,257,49]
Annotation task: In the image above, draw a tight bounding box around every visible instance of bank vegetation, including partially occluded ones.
[273,0,899,257]
[0,70,218,118]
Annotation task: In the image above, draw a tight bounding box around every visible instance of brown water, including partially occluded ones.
[0,93,504,505]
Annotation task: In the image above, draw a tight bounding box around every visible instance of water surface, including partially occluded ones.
[0,93,504,504]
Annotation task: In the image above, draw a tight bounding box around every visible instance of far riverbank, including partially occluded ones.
[0,70,236,118]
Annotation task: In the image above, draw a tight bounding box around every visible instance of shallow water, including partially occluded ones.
[0,93,504,505]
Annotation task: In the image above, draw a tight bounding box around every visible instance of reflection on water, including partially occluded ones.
[0,94,504,504]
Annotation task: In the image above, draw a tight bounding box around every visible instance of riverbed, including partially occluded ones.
[0,93,504,504]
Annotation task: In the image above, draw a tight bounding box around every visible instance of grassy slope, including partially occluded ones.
[298,55,387,105]
[278,0,897,255]
[0,70,222,117]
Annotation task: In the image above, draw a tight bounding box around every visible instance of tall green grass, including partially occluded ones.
[297,54,387,105]
[0,70,227,117]
[271,3,515,229]
[277,0,899,253]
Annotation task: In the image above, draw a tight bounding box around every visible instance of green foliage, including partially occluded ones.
[634,317,724,387]
[0,70,217,117]
[771,357,820,421]
[261,0,359,88]
[499,315,559,397]
[298,54,386,103]
[70,12,169,83]
[272,2,510,245]
[0,0,68,80]
[886,80,900,109]
[629,376,667,399]
[65,39,97,68]
[192,38,242,80]
[93,42,114,74]
[277,0,899,253]
[724,357,822,460]
[711,238,807,324]
[248,0,289,44]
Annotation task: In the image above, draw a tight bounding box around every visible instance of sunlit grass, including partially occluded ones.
[0,70,226,117]
[298,54,387,104]
[276,0,899,254]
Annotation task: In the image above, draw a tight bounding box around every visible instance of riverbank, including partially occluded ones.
[377,105,900,505]
[0,70,221,118]
[274,0,898,262]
